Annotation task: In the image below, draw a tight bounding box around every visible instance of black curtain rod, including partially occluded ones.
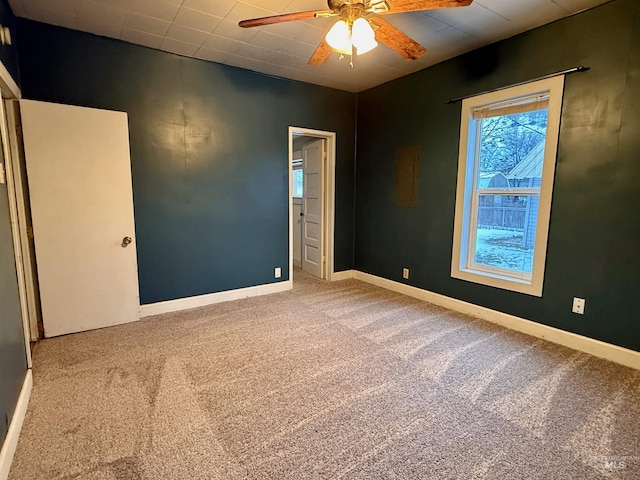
[447,66,590,104]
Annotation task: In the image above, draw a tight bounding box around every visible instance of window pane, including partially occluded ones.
[292,169,303,197]
[477,109,548,189]
[473,195,539,274]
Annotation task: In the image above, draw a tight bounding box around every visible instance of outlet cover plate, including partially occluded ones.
[572,297,585,314]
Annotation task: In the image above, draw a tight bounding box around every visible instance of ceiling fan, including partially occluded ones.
[238,0,473,66]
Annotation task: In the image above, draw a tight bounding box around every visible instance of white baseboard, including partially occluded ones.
[0,369,32,480]
[353,271,640,370]
[139,280,292,317]
[331,270,355,281]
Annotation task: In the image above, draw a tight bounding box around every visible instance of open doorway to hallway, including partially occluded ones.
[288,127,336,284]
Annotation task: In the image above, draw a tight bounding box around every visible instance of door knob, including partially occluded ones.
[300,212,304,216]
[121,236,132,247]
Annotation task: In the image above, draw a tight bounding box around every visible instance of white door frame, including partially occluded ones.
[288,127,337,282]
[0,61,32,368]
[3,100,39,342]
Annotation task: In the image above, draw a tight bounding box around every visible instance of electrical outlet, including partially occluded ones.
[572,297,585,315]
[402,268,409,279]
[274,267,282,278]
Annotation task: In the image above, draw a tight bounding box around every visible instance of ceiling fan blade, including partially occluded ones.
[385,0,473,14]
[308,39,333,66]
[239,10,334,28]
[371,18,426,60]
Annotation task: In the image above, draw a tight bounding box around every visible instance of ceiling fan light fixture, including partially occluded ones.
[354,37,378,55]
[352,18,377,55]
[240,0,470,67]
[326,20,351,51]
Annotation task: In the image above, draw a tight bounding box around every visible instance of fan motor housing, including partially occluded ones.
[329,1,367,21]
[328,0,352,10]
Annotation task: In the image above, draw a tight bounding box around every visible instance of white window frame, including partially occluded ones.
[451,76,565,297]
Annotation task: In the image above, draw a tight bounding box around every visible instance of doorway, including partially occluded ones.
[288,127,336,283]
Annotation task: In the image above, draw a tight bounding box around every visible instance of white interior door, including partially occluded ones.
[293,197,303,268]
[20,100,139,337]
[302,139,324,279]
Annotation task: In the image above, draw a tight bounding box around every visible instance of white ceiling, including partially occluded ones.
[7,0,609,92]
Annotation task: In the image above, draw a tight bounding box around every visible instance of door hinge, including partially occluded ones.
[26,227,34,239]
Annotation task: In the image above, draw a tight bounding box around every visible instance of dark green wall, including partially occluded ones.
[16,20,356,304]
[355,0,640,352]
[0,0,26,448]
[0,172,26,448]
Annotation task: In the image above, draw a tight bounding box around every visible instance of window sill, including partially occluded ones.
[451,267,542,297]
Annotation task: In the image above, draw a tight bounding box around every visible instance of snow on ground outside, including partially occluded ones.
[474,228,533,273]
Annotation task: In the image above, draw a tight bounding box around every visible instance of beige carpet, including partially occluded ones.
[9,270,640,479]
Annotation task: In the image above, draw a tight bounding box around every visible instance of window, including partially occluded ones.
[292,159,303,198]
[451,76,565,296]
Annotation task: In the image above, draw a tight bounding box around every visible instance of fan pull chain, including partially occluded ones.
[337,52,354,68]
